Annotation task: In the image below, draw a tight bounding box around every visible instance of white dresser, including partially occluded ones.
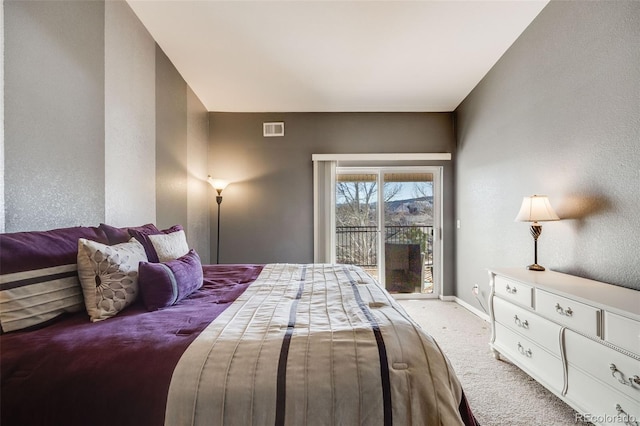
[489,268,640,426]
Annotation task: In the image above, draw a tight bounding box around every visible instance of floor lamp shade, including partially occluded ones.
[208,177,229,195]
[515,195,559,271]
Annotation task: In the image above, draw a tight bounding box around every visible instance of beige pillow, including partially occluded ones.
[77,238,148,322]
[148,229,189,262]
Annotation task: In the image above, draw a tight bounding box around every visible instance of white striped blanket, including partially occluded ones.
[165,263,467,425]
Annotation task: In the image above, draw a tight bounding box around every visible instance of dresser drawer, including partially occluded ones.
[494,275,533,308]
[604,311,640,356]
[566,364,640,426]
[564,329,640,403]
[493,322,564,392]
[493,296,562,356]
[535,289,601,337]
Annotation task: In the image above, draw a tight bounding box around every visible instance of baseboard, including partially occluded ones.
[392,293,439,300]
[453,297,490,322]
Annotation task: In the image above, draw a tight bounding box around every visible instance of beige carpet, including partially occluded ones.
[397,299,592,426]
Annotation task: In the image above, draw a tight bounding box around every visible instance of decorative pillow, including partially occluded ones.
[148,229,189,262]
[129,225,183,262]
[0,226,109,333]
[99,223,159,245]
[77,238,148,322]
[138,249,203,311]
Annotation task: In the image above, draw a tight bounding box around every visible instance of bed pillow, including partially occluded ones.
[99,223,160,245]
[0,226,108,333]
[138,249,203,311]
[129,225,184,262]
[77,238,148,322]
[148,229,189,262]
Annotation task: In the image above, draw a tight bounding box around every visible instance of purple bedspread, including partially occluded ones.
[0,264,264,426]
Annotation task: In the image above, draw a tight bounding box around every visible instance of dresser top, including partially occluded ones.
[489,267,640,318]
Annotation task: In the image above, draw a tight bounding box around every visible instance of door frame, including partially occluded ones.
[312,153,451,299]
[333,165,443,298]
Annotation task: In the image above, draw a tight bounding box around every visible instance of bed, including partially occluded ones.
[0,225,478,426]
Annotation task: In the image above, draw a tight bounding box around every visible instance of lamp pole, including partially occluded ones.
[208,176,229,265]
[528,223,544,271]
[216,193,222,264]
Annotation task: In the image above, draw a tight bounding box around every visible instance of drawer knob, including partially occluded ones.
[610,364,640,388]
[514,315,529,329]
[615,404,638,426]
[555,303,573,317]
[517,342,532,357]
[506,284,517,294]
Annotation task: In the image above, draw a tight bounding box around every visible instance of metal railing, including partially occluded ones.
[335,225,433,268]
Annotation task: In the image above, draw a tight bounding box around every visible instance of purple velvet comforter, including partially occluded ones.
[0,264,264,426]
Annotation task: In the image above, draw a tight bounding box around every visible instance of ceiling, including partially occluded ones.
[127,0,549,113]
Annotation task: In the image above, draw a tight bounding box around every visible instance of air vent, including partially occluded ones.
[263,122,285,137]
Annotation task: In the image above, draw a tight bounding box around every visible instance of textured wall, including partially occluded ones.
[186,87,211,263]
[4,0,105,231]
[155,46,188,232]
[209,112,457,294]
[155,49,210,259]
[3,0,207,249]
[455,0,640,311]
[105,0,156,227]
[1,0,5,232]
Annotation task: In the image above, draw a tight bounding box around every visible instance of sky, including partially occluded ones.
[336,181,433,205]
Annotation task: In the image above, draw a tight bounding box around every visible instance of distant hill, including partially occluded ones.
[385,197,433,225]
[335,196,434,227]
[385,196,433,211]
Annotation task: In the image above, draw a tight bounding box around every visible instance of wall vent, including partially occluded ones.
[263,122,285,137]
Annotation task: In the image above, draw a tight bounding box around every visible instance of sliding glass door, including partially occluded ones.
[334,167,441,297]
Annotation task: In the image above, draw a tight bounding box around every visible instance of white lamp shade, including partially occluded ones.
[515,195,560,222]
[207,177,229,192]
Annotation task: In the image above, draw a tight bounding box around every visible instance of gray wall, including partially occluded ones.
[3,0,210,262]
[186,87,211,263]
[4,0,105,231]
[8,0,637,298]
[455,0,640,311]
[155,47,211,263]
[155,46,188,232]
[105,0,156,227]
[1,0,5,233]
[155,46,211,262]
[209,112,457,294]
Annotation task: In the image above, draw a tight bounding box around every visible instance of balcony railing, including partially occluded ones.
[335,225,433,268]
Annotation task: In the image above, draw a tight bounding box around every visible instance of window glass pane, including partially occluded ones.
[335,173,378,278]
[383,173,434,294]
[335,175,377,226]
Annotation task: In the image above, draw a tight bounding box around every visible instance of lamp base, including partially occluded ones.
[527,263,545,271]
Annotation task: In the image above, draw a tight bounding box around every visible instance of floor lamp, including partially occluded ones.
[208,177,229,264]
[515,195,560,271]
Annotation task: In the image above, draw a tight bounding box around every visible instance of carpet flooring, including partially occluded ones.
[397,299,592,426]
